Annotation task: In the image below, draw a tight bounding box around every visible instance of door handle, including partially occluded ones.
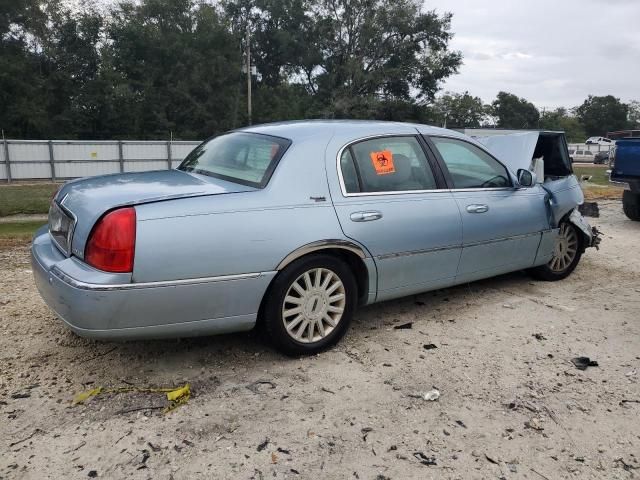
[466,204,489,214]
[350,211,383,222]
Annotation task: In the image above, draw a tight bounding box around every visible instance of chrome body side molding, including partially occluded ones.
[276,239,367,270]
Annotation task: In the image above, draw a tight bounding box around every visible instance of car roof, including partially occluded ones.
[236,120,467,143]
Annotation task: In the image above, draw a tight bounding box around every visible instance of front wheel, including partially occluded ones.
[529,222,583,281]
[263,254,357,356]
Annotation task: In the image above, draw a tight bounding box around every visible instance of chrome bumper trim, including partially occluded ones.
[50,267,264,291]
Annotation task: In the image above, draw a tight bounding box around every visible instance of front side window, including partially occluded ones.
[340,136,437,193]
[179,132,291,188]
[430,137,511,189]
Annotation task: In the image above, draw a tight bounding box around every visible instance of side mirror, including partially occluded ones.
[517,169,536,187]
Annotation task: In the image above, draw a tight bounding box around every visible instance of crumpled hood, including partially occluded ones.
[56,169,255,258]
[476,132,540,173]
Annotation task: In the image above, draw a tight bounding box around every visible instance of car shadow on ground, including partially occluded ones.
[58,269,537,374]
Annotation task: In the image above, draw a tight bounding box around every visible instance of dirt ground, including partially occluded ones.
[1,200,639,480]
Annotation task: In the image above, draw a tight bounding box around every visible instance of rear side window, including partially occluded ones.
[179,132,291,188]
[340,136,437,193]
[430,137,511,189]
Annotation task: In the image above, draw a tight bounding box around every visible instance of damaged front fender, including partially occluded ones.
[569,209,601,250]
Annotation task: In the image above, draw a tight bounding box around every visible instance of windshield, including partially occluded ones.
[178,132,291,188]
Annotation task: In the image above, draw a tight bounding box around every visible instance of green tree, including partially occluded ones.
[627,100,640,129]
[106,0,242,139]
[575,95,628,136]
[539,107,586,143]
[491,91,539,129]
[431,91,487,128]
[0,0,50,137]
[310,0,461,106]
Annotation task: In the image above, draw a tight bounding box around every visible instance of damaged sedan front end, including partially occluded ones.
[473,130,601,271]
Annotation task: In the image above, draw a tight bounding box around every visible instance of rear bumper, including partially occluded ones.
[31,227,276,340]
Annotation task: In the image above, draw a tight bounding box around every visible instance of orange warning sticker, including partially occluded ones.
[369,150,395,175]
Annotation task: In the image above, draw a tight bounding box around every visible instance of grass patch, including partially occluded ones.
[0,220,45,249]
[572,165,624,200]
[573,165,610,186]
[0,183,59,216]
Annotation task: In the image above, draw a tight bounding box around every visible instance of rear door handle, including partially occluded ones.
[466,204,489,214]
[350,211,383,222]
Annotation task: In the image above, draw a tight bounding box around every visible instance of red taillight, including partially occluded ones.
[85,207,136,273]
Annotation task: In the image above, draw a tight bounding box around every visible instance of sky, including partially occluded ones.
[425,0,640,109]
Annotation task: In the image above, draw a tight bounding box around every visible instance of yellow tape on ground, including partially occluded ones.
[72,383,191,413]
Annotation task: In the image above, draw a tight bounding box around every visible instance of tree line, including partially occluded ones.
[433,91,639,142]
[1,0,638,142]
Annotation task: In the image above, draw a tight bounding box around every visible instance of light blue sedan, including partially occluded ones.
[32,121,599,355]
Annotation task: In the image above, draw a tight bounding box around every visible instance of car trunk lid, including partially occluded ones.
[52,169,255,258]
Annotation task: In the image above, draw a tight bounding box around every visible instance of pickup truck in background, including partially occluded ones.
[609,138,640,221]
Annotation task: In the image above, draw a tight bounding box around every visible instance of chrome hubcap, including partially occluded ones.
[550,223,578,272]
[282,268,346,343]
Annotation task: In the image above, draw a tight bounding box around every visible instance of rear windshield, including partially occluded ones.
[178,132,291,188]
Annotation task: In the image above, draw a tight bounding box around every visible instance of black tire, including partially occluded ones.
[263,254,357,356]
[529,222,584,281]
[622,190,640,221]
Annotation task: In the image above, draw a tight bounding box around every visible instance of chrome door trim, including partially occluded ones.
[375,230,549,261]
[51,267,263,291]
[276,239,366,270]
[464,231,544,248]
[377,243,460,260]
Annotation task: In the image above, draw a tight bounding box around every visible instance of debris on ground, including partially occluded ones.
[413,452,437,466]
[571,357,599,370]
[485,453,499,465]
[422,389,440,401]
[532,333,547,341]
[579,202,600,218]
[394,322,413,329]
[72,384,191,413]
[246,380,277,394]
[524,417,544,431]
[257,438,269,452]
[423,344,437,350]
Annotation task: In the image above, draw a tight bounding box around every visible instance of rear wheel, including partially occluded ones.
[529,222,583,281]
[622,190,640,221]
[263,254,357,356]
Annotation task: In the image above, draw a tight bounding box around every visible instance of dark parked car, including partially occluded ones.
[593,151,610,164]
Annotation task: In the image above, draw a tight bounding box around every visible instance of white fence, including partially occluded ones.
[0,139,201,182]
[567,143,614,153]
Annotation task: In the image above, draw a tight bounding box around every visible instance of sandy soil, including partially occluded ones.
[1,201,639,480]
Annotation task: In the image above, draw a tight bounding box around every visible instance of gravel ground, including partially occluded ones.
[1,200,639,480]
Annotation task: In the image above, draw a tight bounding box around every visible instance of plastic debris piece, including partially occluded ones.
[571,357,599,370]
[525,417,544,431]
[413,452,437,466]
[164,384,190,413]
[73,387,103,405]
[257,438,269,452]
[423,389,440,401]
[394,322,413,329]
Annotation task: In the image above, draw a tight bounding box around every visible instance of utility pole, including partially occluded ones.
[245,25,252,126]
